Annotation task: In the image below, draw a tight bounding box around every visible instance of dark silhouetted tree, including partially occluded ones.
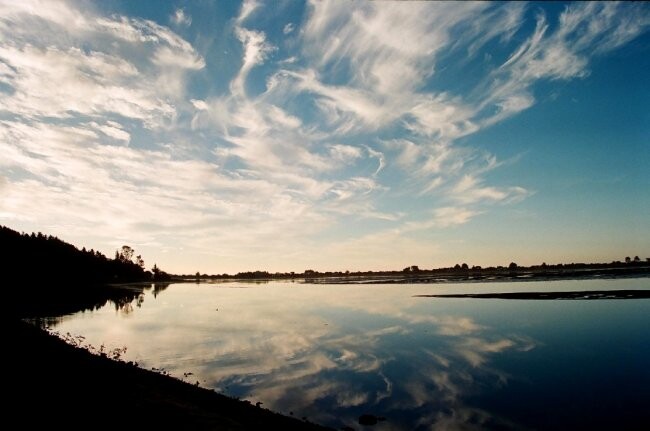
[151,263,171,281]
[118,245,134,263]
[0,225,152,308]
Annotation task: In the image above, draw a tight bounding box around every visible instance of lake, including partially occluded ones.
[47,278,650,430]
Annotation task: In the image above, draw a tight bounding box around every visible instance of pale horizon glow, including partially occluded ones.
[1,1,648,273]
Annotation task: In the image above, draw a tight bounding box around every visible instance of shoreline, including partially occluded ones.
[8,319,332,430]
[415,289,650,300]
[183,266,650,285]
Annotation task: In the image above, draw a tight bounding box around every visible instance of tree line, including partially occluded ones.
[0,225,171,288]
[181,256,649,281]
[3,224,647,285]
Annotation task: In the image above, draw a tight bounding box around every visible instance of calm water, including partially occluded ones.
[49,278,650,430]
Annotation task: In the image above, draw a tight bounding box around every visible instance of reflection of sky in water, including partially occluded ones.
[51,279,650,430]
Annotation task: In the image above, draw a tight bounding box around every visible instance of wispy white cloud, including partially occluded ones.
[275,69,393,132]
[395,207,481,234]
[451,175,531,205]
[231,27,275,97]
[0,43,173,125]
[432,207,481,229]
[0,1,204,129]
[328,144,362,165]
[303,1,487,95]
[404,95,478,140]
[364,145,385,177]
[192,8,395,229]
[236,0,260,25]
[190,99,209,111]
[0,0,404,272]
[171,8,191,27]
[283,23,295,35]
[88,121,131,143]
[0,0,647,272]
[462,2,527,57]
[0,119,335,270]
[479,2,650,124]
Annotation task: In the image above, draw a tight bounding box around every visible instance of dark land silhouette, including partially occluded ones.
[5,225,646,291]
[1,225,172,317]
[184,259,650,284]
[1,225,154,284]
[415,289,650,300]
[2,225,330,430]
[8,319,330,430]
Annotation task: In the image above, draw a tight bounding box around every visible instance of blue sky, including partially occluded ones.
[1,1,648,273]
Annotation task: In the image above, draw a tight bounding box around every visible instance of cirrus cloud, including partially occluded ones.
[0,0,648,272]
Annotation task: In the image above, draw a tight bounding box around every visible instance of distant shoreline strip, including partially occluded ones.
[414,290,650,300]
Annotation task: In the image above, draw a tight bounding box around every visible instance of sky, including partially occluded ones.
[1,0,649,274]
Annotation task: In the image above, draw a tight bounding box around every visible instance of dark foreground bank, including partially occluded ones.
[2,226,331,429]
[8,319,331,430]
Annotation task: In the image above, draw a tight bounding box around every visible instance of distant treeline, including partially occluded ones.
[181,257,650,281]
[3,224,648,286]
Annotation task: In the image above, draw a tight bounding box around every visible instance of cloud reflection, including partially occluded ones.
[455,337,515,368]
[51,282,537,429]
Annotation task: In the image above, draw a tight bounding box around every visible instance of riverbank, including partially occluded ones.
[8,319,331,430]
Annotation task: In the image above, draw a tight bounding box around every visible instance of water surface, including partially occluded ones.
[49,278,650,430]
